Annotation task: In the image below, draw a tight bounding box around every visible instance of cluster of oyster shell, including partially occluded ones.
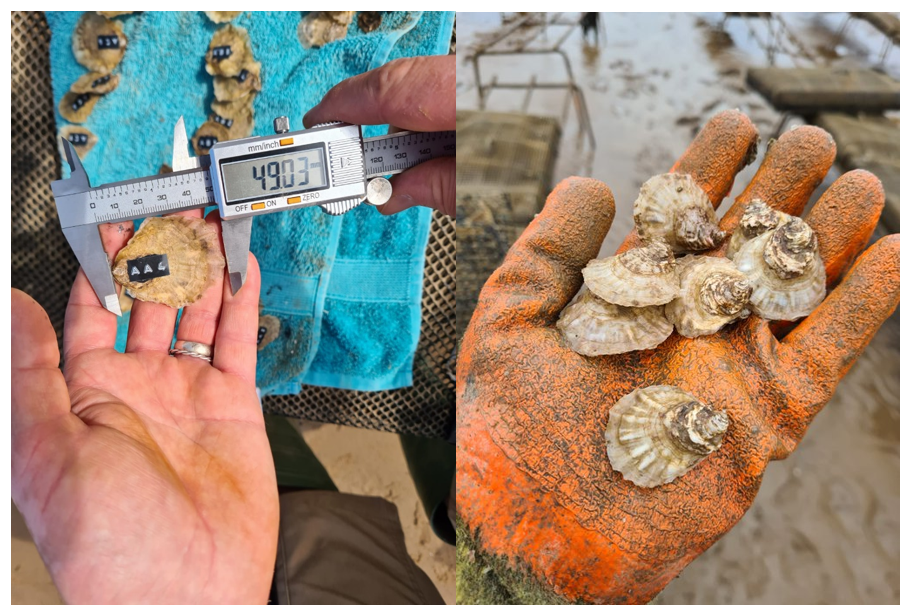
[606,385,729,487]
[59,12,133,159]
[557,173,826,356]
[194,16,261,155]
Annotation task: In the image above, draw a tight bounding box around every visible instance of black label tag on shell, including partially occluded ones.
[72,93,91,111]
[127,254,170,282]
[91,75,111,88]
[197,135,218,149]
[211,45,232,60]
[68,133,89,145]
[237,69,249,83]
[257,326,267,345]
[97,35,119,49]
[213,114,234,128]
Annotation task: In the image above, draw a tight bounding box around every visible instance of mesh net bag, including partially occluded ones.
[11,11,456,440]
[455,110,560,339]
[11,11,76,354]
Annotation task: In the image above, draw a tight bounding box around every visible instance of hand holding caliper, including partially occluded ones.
[304,55,456,216]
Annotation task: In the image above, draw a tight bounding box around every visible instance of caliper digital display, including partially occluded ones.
[219,144,328,204]
[209,122,367,219]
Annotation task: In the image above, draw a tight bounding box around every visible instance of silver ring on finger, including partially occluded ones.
[169,340,213,362]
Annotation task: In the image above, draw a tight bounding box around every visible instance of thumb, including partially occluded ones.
[380,157,455,217]
[11,289,73,438]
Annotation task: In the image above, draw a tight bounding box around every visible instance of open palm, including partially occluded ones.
[456,111,900,603]
[11,211,278,604]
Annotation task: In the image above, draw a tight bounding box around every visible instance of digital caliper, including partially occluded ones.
[52,117,455,315]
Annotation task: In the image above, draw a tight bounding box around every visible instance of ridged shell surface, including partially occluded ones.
[605,385,729,487]
[298,12,355,49]
[205,25,253,78]
[73,13,126,73]
[665,256,752,337]
[582,240,680,307]
[192,120,231,156]
[213,61,262,102]
[633,173,726,253]
[556,291,673,356]
[726,199,791,258]
[211,98,255,139]
[111,216,224,309]
[59,91,99,123]
[70,71,120,95]
[733,220,825,320]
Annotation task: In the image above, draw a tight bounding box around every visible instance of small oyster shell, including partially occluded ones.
[205,25,254,78]
[328,11,355,25]
[582,239,680,307]
[97,12,134,18]
[213,61,262,102]
[633,173,726,253]
[557,291,673,356]
[192,119,231,156]
[211,98,255,139]
[70,71,120,95]
[59,91,99,123]
[666,256,752,338]
[73,12,127,73]
[606,385,729,488]
[733,218,826,320]
[298,11,355,49]
[205,11,242,23]
[59,125,98,159]
[726,199,791,258]
[358,11,382,33]
[111,216,225,309]
[257,315,281,350]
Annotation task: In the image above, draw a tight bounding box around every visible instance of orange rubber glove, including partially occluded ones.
[456,110,900,604]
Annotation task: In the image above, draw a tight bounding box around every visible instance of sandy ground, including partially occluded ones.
[11,422,455,605]
[457,12,899,604]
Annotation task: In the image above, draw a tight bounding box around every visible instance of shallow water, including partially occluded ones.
[457,12,899,604]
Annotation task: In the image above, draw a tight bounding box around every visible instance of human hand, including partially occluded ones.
[455,111,900,604]
[11,210,278,604]
[303,55,455,216]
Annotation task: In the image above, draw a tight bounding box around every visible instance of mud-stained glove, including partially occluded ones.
[456,110,900,604]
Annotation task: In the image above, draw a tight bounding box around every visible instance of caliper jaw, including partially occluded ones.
[172,116,208,172]
[221,217,253,295]
[53,140,122,316]
[63,225,122,316]
[52,138,91,196]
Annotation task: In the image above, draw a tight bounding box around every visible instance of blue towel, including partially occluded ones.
[48,11,453,393]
